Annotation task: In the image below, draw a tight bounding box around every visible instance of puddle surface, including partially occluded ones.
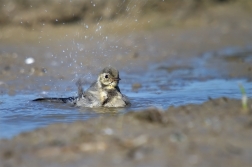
[1,76,251,139]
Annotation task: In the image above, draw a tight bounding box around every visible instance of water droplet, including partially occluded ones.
[103,128,113,135]
[25,57,35,64]
[41,91,48,95]
[86,25,89,29]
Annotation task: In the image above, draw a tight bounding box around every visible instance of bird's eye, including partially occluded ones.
[105,75,109,78]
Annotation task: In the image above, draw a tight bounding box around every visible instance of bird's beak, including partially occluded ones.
[113,78,121,81]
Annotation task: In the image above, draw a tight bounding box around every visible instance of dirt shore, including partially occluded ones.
[1,1,252,167]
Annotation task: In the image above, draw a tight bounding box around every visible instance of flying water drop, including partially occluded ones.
[25,57,35,64]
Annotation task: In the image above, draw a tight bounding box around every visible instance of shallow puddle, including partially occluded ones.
[1,77,251,139]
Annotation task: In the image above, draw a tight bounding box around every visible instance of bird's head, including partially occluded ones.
[98,67,120,89]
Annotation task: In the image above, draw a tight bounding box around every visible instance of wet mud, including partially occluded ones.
[1,0,252,167]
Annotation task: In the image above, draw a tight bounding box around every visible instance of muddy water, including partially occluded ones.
[1,70,252,139]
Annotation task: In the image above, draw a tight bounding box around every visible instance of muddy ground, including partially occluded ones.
[0,0,252,167]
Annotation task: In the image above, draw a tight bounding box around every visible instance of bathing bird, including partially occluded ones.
[33,67,130,108]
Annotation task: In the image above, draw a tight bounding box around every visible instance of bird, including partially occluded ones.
[33,67,131,108]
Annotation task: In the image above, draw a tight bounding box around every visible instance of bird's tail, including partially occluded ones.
[32,97,77,104]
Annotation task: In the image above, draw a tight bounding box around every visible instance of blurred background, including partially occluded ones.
[0,0,251,82]
[0,0,252,26]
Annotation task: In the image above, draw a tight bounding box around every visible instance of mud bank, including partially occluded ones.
[1,0,251,27]
[1,98,252,167]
